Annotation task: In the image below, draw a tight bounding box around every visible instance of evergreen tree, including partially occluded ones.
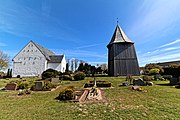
[6,68,10,78]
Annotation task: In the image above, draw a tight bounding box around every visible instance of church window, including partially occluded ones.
[27,50,29,52]
[31,50,33,52]
[33,62,35,65]
[23,50,25,52]
[24,62,26,65]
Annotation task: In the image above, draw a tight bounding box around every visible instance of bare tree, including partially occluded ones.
[0,50,10,70]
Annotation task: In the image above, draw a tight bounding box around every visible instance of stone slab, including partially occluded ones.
[34,81,44,91]
[5,83,17,90]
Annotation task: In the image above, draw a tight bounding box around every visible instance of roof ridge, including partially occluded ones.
[107,24,133,47]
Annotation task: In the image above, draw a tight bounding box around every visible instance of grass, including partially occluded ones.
[0,77,179,120]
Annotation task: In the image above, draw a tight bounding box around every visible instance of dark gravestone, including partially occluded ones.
[170,77,180,85]
[133,78,146,86]
[5,83,17,90]
[35,81,44,91]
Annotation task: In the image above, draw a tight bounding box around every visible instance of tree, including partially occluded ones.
[66,63,69,72]
[144,63,164,75]
[0,50,10,70]
[78,63,84,71]
[149,68,160,75]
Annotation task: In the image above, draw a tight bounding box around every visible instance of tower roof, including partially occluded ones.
[107,24,133,47]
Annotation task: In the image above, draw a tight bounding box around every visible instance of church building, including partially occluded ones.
[107,24,140,76]
[12,40,66,77]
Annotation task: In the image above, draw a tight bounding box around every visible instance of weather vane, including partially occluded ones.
[117,17,119,24]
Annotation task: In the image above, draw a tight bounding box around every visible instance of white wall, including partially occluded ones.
[61,55,66,72]
[47,63,61,71]
[47,55,66,73]
[12,42,46,77]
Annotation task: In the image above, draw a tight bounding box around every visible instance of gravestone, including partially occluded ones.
[170,77,180,85]
[51,78,59,83]
[133,78,146,86]
[5,83,17,90]
[34,81,44,91]
[146,81,153,86]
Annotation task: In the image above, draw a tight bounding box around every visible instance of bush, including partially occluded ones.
[163,75,172,80]
[73,72,85,80]
[17,75,21,78]
[149,68,160,75]
[154,74,165,81]
[143,75,153,81]
[56,86,74,100]
[42,69,59,79]
[43,81,57,90]
[18,82,29,89]
[60,75,72,80]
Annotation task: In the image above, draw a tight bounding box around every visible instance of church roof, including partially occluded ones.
[107,24,133,47]
[32,41,55,60]
[48,55,64,63]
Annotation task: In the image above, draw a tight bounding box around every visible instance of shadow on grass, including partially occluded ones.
[156,83,172,86]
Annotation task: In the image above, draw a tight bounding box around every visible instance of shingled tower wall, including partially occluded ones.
[107,24,140,76]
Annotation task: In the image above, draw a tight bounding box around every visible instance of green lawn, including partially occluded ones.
[0,77,179,120]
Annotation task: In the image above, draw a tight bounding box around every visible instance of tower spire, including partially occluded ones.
[117,17,119,25]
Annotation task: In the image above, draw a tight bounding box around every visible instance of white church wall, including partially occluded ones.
[47,63,61,71]
[13,42,46,77]
[61,56,66,72]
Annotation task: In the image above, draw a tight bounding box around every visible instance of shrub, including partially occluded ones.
[61,75,72,80]
[17,75,21,78]
[42,69,59,79]
[18,82,29,89]
[56,86,74,100]
[43,81,57,90]
[143,75,153,81]
[163,75,172,80]
[73,72,85,80]
[149,68,160,75]
[154,74,165,81]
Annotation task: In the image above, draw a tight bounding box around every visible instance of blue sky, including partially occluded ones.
[0,0,180,66]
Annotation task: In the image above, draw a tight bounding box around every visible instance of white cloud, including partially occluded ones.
[139,45,180,66]
[76,42,106,49]
[159,39,180,48]
[129,0,180,41]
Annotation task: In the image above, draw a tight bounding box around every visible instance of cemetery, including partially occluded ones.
[0,23,179,119]
[0,74,179,119]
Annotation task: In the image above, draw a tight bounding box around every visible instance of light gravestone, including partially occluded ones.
[35,81,44,91]
[51,78,59,84]
[5,83,17,90]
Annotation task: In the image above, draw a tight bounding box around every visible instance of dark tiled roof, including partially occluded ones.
[107,24,133,47]
[48,55,64,63]
[32,41,55,60]
[157,60,180,66]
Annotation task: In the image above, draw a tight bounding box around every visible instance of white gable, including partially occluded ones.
[13,41,47,77]
[12,41,66,77]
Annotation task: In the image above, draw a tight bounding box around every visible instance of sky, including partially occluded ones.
[0,0,180,67]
